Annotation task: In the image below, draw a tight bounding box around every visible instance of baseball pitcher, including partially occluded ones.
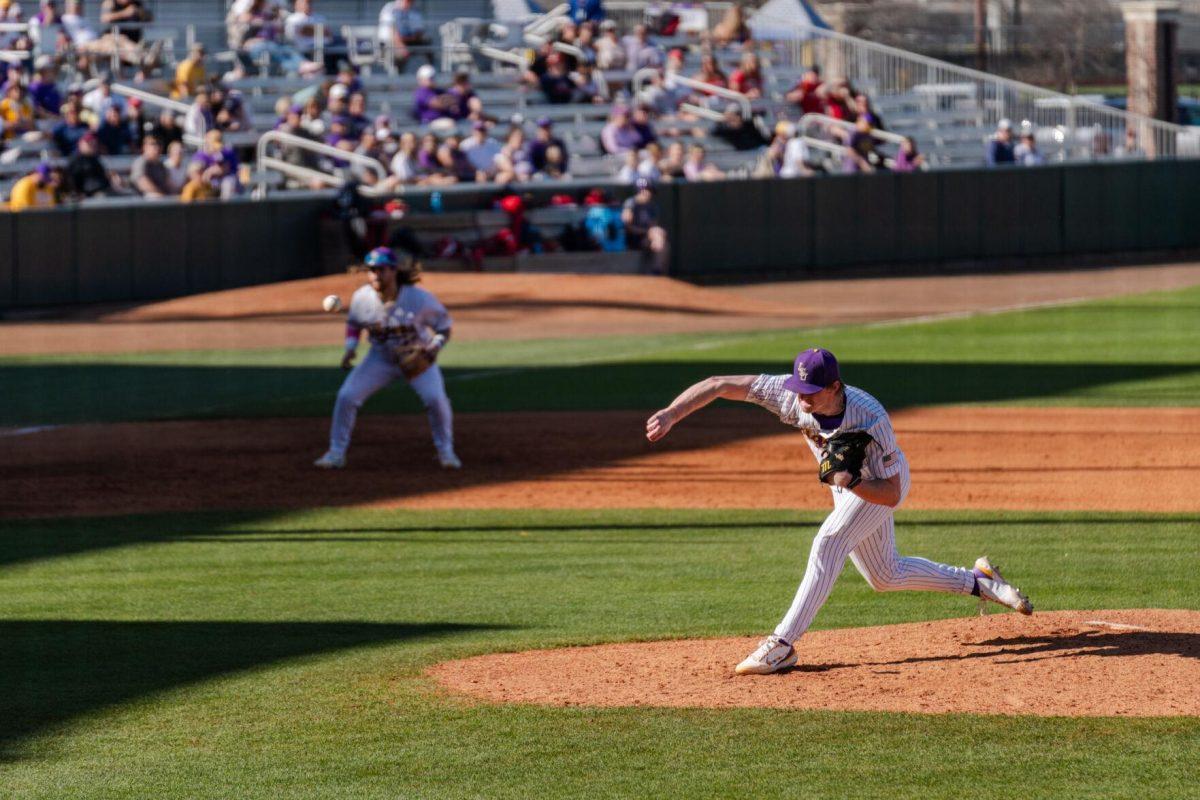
[645,347,1032,675]
[314,247,461,470]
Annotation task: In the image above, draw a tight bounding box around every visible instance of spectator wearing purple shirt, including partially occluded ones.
[411,64,456,125]
[600,106,644,155]
[621,24,662,70]
[446,70,481,121]
[526,117,568,172]
[28,55,62,116]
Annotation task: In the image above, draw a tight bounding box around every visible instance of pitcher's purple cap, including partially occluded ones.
[784,347,840,394]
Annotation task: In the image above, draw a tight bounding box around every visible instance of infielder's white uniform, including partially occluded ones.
[326,283,455,461]
[747,375,976,644]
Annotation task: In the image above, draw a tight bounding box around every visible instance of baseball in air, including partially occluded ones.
[322,294,342,313]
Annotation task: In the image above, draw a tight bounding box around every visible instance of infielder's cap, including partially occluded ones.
[784,347,840,394]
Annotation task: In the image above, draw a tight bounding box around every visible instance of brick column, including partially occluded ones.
[1122,2,1179,130]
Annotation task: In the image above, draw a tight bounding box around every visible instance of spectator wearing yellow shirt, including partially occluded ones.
[172,43,206,99]
[1,82,36,141]
[8,164,63,211]
[179,160,216,203]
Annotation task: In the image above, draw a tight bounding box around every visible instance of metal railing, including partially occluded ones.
[797,112,908,149]
[111,83,205,146]
[255,128,390,195]
[796,135,896,172]
[763,19,1198,160]
[633,67,752,119]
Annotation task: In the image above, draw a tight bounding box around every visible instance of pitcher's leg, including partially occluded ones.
[407,364,454,456]
[849,516,976,595]
[329,351,399,457]
[773,493,893,644]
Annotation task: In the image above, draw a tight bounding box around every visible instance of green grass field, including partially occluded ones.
[2,285,1198,797]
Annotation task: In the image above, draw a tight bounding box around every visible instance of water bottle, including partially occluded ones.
[430,191,443,214]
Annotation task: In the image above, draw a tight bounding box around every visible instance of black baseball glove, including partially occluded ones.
[818,430,875,488]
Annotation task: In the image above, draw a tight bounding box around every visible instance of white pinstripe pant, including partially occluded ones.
[774,455,976,644]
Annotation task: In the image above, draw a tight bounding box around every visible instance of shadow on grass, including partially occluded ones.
[2,360,1198,426]
[2,515,1198,571]
[0,619,506,761]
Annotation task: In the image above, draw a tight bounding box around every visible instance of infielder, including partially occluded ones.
[645,347,1032,675]
[314,247,461,470]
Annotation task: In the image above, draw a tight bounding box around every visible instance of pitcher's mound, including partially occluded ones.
[429,610,1200,717]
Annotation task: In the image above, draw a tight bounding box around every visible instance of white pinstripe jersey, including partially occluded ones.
[747,375,903,481]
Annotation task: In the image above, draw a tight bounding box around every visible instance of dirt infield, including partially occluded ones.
[5,262,1200,356]
[428,609,1200,717]
[3,407,1197,518]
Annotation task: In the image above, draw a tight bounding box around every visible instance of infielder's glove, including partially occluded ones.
[395,345,435,379]
[818,430,874,489]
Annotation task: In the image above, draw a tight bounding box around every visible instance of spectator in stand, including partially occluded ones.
[893,136,924,172]
[65,130,119,196]
[446,70,482,121]
[285,0,344,75]
[853,93,883,129]
[460,120,502,181]
[299,94,324,135]
[28,55,62,117]
[95,103,132,154]
[1,81,35,140]
[539,145,568,180]
[351,128,387,185]
[711,3,751,47]
[711,103,767,151]
[823,79,855,123]
[125,95,148,148]
[494,126,529,184]
[28,0,65,59]
[779,125,813,178]
[379,0,428,72]
[389,130,419,183]
[595,20,626,70]
[692,53,728,102]
[411,64,457,125]
[99,0,151,44]
[659,140,686,180]
[173,43,207,99]
[842,116,880,173]
[184,88,215,137]
[986,118,1015,166]
[638,141,663,180]
[575,23,598,66]
[572,62,604,103]
[129,135,172,197]
[538,53,576,105]
[81,74,124,124]
[8,163,62,210]
[334,61,363,95]
[683,143,723,181]
[786,66,824,116]
[0,0,23,51]
[622,24,662,70]
[525,117,567,174]
[630,104,657,144]
[180,159,216,202]
[555,20,581,71]
[728,51,763,99]
[600,106,644,155]
[51,101,88,154]
[194,128,240,197]
[149,107,183,148]
[1014,129,1045,166]
[622,178,668,274]
[568,0,604,25]
[1116,127,1144,159]
[755,124,788,177]
[343,91,370,139]
[66,0,153,70]
[231,0,320,77]
[218,89,253,132]
[1,63,23,94]
[616,148,639,183]
[163,139,188,191]
[415,131,438,173]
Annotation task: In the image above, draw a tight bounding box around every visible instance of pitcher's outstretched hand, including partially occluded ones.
[646,408,676,442]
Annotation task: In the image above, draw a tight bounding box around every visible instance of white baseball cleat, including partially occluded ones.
[313,451,346,469]
[734,634,798,675]
[973,556,1033,615]
[437,450,462,470]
